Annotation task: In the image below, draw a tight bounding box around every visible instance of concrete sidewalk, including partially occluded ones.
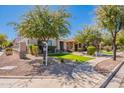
[106,63,124,88]
[87,57,111,66]
[0,78,65,88]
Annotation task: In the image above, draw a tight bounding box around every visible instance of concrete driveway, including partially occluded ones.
[0,52,3,56]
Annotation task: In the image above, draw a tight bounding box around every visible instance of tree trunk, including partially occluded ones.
[112,34,117,61]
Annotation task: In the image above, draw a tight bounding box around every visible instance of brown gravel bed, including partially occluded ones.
[95,53,124,75]
[0,51,124,78]
[0,51,76,78]
[0,52,33,76]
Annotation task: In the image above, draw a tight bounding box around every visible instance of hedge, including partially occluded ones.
[87,45,96,55]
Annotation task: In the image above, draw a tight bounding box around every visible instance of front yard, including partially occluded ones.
[0,50,124,87]
[101,50,112,55]
[48,53,93,62]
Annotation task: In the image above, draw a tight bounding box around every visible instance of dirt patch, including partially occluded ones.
[0,51,33,76]
[0,51,76,77]
[0,51,124,78]
[95,53,124,75]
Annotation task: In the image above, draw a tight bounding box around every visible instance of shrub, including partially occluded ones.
[5,48,13,56]
[28,44,33,54]
[32,45,39,56]
[87,46,96,55]
[75,59,79,62]
[60,58,64,63]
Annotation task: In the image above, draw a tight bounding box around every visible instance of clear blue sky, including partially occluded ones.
[0,5,96,41]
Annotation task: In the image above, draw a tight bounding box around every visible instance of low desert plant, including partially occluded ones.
[60,58,64,63]
[28,44,33,54]
[32,45,39,56]
[87,45,96,55]
[5,48,13,56]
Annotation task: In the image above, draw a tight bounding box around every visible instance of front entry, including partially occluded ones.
[38,40,43,54]
[74,44,78,51]
[60,41,64,51]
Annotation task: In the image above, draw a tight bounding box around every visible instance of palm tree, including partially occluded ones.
[10,6,70,65]
[96,5,124,60]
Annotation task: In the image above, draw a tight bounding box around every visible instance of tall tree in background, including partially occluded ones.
[10,6,70,65]
[101,32,112,46]
[117,30,124,49]
[75,25,102,52]
[0,34,7,47]
[96,5,124,60]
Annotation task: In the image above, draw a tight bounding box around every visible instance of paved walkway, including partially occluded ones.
[106,63,124,88]
[0,78,65,88]
[0,52,3,56]
[87,57,111,66]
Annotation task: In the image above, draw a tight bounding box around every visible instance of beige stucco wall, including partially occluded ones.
[20,37,70,51]
[28,39,38,45]
[49,38,57,46]
[64,42,67,50]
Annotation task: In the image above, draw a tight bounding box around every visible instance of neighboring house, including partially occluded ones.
[13,37,82,53]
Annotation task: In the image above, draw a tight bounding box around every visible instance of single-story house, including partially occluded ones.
[13,37,82,53]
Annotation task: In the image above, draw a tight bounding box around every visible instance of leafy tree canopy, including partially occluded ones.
[75,25,102,48]
[10,6,70,42]
[0,34,7,45]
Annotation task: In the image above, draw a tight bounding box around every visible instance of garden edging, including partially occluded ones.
[95,60,124,88]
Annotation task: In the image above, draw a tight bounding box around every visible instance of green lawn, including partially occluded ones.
[48,53,93,62]
[101,50,112,55]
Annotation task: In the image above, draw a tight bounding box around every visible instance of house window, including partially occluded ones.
[48,40,52,46]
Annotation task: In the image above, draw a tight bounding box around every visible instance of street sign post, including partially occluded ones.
[43,42,48,66]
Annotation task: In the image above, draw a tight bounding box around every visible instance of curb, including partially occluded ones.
[0,76,58,79]
[95,60,124,88]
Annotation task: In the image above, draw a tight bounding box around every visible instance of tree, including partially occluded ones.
[10,6,70,65]
[96,5,124,60]
[75,25,102,53]
[0,34,7,47]
[102,32,112,46]
[2,41,13,48]
[116,30,124,49]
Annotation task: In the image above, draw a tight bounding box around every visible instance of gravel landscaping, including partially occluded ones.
[95,52,124,75]
[0,51,124,87]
